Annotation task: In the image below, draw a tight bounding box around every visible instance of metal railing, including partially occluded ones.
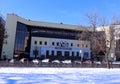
[0,60,120,68]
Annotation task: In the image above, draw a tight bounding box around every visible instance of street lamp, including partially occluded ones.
[80,50,83,62]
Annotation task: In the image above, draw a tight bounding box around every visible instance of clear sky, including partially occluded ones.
[0,0,120,26]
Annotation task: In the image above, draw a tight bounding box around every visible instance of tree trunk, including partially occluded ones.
[106,54,111,69]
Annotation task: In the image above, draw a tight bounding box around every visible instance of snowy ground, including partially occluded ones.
[0,67,120,84]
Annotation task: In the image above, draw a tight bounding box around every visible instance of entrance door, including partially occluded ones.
[57,51,62,60]
[46,50,49,58]
[64,51,70,59]
[57,51,62,57]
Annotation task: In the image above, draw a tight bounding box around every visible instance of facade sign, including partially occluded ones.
[60,41,69,47]
[55,41,72,50]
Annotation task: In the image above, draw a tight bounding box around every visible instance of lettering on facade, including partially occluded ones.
[59,41,69,47]
[55,41,72,50]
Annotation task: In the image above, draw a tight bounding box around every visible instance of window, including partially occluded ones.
[46,50,49,56]
[64,51,70,56]
[52,42,54,46]
[45,41,47,45]
[51,51,54,56]
[39,41,42,45]
[86,45,88,48]
[84,52,89,59]
[72,52,74,56]
[4,40,7,44]
[34,41,37,45]
[14,22,30,54]
[57,42,59,46]
[76,52,79,57]
[77,44,79,47]
[71,43,73,47]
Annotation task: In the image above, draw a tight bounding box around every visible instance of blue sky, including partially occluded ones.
[0,0,120,25]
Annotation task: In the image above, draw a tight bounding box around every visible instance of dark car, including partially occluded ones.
[19,52,30,60]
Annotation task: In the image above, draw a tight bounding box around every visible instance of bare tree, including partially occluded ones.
[80,12,102,61]
[96,16,120,69]
[79,12,119,69]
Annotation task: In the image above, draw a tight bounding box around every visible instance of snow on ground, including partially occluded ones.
[0,67,120,84]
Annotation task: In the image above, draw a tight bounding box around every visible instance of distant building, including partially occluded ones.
[1,14,91,60]
[96,25,117,61]
[114,25,120,61]
[0,15,5,58]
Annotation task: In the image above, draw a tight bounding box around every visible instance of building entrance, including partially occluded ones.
[64,51,70,59]
[57,51,62,57]
[56,51,62,60]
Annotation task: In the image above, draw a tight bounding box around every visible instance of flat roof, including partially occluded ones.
[8,14,92,31]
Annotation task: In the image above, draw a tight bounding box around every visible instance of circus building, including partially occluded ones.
[1,14,91,61]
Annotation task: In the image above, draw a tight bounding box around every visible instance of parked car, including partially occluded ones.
[83,60,92,64]
[18,52,29,60]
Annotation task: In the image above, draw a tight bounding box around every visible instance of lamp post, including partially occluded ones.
[80,50,83,62]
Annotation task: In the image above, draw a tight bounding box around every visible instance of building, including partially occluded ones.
[96,25,117,61]
[1,14,91,60]
[0,15,5,58]
[114,25,120,60]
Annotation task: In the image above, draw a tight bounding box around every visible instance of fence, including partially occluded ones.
[0,60,120,68]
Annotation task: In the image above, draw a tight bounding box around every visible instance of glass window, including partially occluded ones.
[46,50,49,56]
[77,44,79,47]
[34,41,37,45]
[72,52,74,56]
[39,41,42,45]
[71,43,73,47]
[14,22,30,55]
[45,41,47,45]
[52,42,54,46]
[51,51,54,56]
[77,52,79,57]
[84,52,89,59]
[64,51,70,56]
[57,42,59,46]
